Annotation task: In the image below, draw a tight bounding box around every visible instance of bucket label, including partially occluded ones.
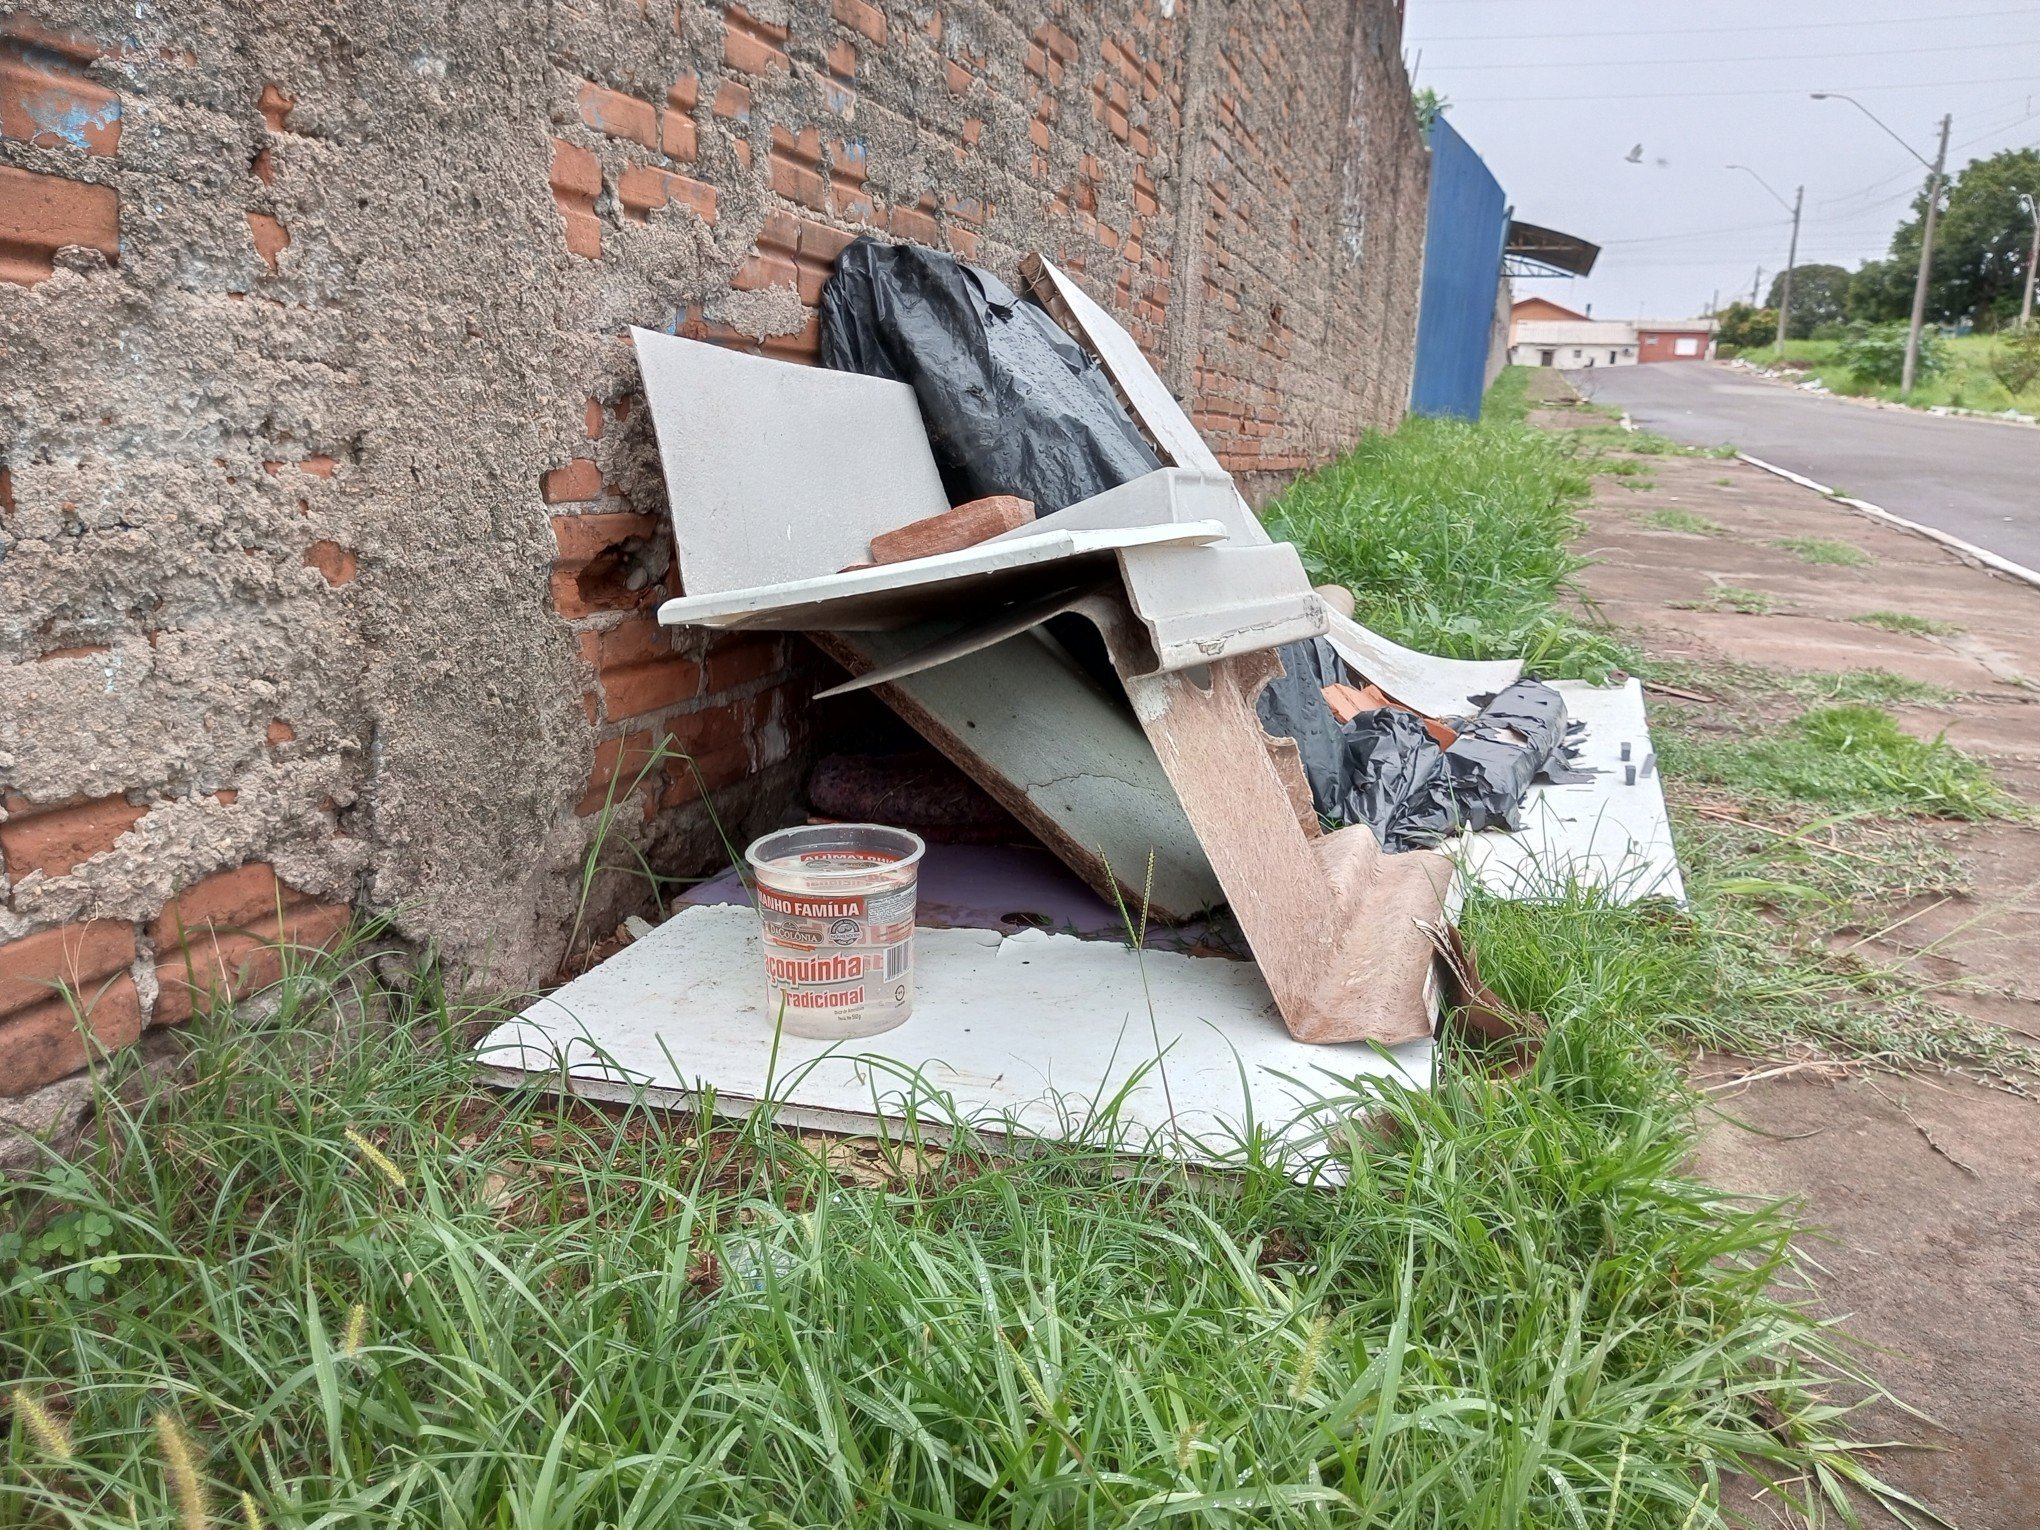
[754,867,915,1035]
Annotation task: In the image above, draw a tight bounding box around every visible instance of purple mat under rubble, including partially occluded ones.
[679,841,1222,954]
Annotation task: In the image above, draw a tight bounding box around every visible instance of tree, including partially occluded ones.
[1875,147,2040,330]
[1764,264,1850,339]
[1713,301,1777,352]
[1845,257,1914,324]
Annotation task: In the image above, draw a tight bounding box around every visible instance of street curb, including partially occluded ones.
[1734,452,2040,593]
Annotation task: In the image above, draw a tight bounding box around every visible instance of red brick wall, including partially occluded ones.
[0,0,1428,1111]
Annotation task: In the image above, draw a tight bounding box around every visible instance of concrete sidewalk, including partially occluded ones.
[1572,359,2040,575]
[1537,374,2040,1530]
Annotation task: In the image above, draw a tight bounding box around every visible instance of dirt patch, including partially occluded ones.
[1692,1061,2040,1530]
[1562,414,2040,1527]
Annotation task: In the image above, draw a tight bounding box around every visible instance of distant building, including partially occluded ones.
[1635,320,1717,362]
[1507,300,1636,368]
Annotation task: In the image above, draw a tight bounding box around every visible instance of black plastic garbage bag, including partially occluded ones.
[1339,710,1461,849]
[820,237,1161,513]
[1253,638,1347,816]
[1286,676,1594,853]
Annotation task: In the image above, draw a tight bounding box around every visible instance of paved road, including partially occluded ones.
[1567,362,2040,572]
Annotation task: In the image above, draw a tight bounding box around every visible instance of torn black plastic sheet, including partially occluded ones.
[1261,653,1595,851]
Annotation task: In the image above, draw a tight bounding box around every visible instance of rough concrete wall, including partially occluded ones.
[0,0,1427,1127]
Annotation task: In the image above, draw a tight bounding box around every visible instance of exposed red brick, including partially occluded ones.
[709,77,750,120]
[668,72,699,112]
[583,398,605,438]
[767,126,828,212]
[582,619,702,719]
[0,466,12,515]
[578,729,661,816]
[304,540,357,585]
[35,643,108,661]
[550,510,666,618]
[831,0,887,45]
[704,635,785,693]
[0,794,145,880]
[577,80,657,149]
[151,861,293,949]
[214,789,238,805]
[661,110,697,162]
[541,458,603,503]
[617,163,717,223]
[723,9,789,76]
[152,866,348,1028]
[0,30,122,156]
[826,38,857,79]
[549,137,602,259]
[247,210,289,270]
[0,976,142,1096]
[266,720,296,744]
[257,82,294,131]
[0,920,133,1013]
[0,164,118,287]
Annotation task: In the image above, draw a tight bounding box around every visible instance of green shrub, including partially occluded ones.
[1836,321,1947,387]
[1987,323,2040,397]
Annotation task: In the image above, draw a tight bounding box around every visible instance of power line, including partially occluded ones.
[1454,70,2040,106]
[1437,36,2039,71]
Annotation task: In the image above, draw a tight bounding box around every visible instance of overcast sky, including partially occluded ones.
[1402,1,2040,318]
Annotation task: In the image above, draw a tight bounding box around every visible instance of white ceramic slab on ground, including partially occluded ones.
[476,904,1432,1162]
[1457,678,1684,903]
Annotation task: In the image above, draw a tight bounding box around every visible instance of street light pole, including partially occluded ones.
[1812,94,1951,397]
[1727,165,1803,353]
[2020,192,2038,330]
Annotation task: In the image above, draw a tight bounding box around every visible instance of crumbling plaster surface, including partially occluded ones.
[1,0,1427,989]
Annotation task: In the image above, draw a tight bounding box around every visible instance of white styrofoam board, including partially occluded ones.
[1457,679,1684,904]
[631,327,949,594]
[1323,611,1525,719]
[655,521,1227,631]
[477,904,1432,1163]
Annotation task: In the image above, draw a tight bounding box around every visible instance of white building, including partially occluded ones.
[1509,318,1638,369]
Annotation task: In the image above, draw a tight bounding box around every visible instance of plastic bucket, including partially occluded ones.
[745,823,927,1039]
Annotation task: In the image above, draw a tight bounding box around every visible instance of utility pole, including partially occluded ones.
[2020,192,2038,329]
[1902,113,1953,396]
[1775,185,1803,353]
[1728,165,1803,354]
[1751,266,1763,304]
[1812,95,1953,396]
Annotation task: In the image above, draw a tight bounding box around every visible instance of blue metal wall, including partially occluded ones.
[1410,116,1509,421]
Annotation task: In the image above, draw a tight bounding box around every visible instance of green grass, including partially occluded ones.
[1748,334,2040,414]
[1771,537,1871,568]
[1658,702,2014,821]
[1480,362,1531,425]
[0,941,1936,1529]
[1641,508,1724,536]
[1262,380,1628,677]
[1852,611,1959,637]
[1681,585,1774,615]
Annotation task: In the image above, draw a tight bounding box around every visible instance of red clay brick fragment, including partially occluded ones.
[0,794,146,879]
[0,164,118,286]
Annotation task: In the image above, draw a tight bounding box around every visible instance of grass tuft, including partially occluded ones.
[1659,702,2015,821]
[1264,405,1628,677]
[1641,507,1724,536]
[1772,536,1871,568]
[1852,611,1960,637]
